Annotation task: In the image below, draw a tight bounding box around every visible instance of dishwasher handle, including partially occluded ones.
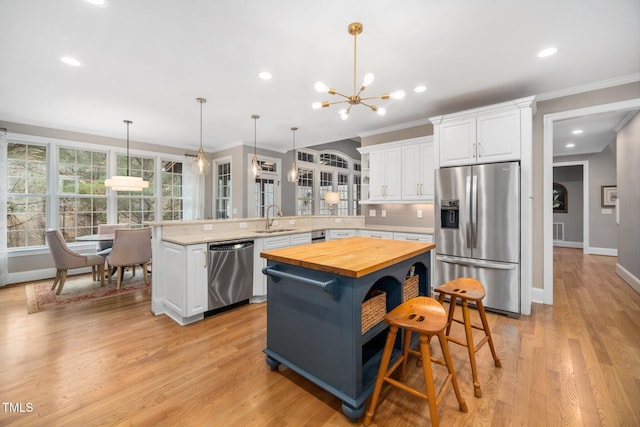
[209,241,254,251]
[262,267,339,299]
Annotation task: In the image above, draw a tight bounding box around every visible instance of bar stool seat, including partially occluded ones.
[434,277,501,398]
[364,296,468,426]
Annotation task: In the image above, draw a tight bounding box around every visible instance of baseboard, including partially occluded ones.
[616,263,640,294]
[7,267,93,285]
[531,287,546,304]
[588,247,618,256]
[553,240,583,248]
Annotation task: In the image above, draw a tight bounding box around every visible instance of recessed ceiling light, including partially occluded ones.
[537,46,558,58]
[414,85,427,93]
[258,71,272,80]
[565,143,576,148]
[572,129,583,135]
[60,56,82,67]
[85,0,108,6]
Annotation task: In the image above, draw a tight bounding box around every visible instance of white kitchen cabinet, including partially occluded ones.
[431,96,535,167]
[327,229,356,240]
[358,229,394,239]
[160,241,208,324]
[402,138,435,201]
[368,147,401,200]
[253,232,312,301]
[393,232,433,243]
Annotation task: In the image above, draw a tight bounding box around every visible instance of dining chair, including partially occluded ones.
[46,229,105,295]
[96,223,131,276]
[106,227,152,290]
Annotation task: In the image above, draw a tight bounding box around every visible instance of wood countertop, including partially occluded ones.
[260,236,435,278]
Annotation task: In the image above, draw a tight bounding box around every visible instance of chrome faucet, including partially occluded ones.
[265,204,282,230]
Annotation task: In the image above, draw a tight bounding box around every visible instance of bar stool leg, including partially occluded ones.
[364,325,399,426]
[418,334,440,427]
[399,330,412,381]
[477,301,502,368]
[437,330,468,413]
[461,299,482,397]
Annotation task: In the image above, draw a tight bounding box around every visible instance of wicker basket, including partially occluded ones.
[403,275,419,301]
[361,289,386,334]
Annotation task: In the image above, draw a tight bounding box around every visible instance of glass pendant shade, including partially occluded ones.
[193,98,210,175]
[250,115,260,177]
[287,127,298,183]
[105,120,149,192]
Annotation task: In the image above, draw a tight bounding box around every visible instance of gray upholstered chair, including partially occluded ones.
[106,227,152,290]
[96,223,131,252]
[46,229,105,295]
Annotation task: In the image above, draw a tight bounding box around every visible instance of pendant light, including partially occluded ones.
[250,114,260,177]
[193,97,210,175]
[287,127,298,183]
[105,120,149,191]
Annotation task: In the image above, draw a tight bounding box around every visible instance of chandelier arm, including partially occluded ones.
[359,95,386,101]
[358,100,378,111]
[322,99,351,107]
[327,90,353,100]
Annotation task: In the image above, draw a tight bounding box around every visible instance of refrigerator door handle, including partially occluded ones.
[465,175,472,248]
[436,255,517,270]
[472,175,478,248]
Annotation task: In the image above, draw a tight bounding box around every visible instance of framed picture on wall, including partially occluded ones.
[601,185,617,208]
[553,182,568,213]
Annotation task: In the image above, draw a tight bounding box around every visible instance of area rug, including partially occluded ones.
[25,272,149,314]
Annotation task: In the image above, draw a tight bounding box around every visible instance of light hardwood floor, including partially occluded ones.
[1,247,639,426]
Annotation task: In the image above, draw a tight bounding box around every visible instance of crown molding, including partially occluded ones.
[536,74,640,102]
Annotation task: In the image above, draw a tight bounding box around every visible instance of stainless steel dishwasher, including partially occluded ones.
[207,240,254,313]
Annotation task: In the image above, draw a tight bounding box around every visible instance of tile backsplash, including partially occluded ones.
[364,203,434,228]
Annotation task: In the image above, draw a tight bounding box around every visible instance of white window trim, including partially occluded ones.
[213,156,233,219]
[246,153,281,218]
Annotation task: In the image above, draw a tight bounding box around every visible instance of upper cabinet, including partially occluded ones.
[430,96,536,168]
[358,136,434,203]
[368,147,402,201]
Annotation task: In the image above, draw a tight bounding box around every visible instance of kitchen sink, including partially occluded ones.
[254,228,296,234]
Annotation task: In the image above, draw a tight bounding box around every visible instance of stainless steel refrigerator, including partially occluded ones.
[435,161,520,317]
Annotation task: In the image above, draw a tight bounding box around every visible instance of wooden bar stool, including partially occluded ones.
[364,297,468,427]
[434,277,501,398]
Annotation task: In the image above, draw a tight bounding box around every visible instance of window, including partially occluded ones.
[354,175,362,215]
[116,155,155,225]
[161,161,183,220]
[319,152,349,169]
[337,173,349,216]
[215,161,231,219]
[296,168,313,216]
[254,177,275,217]
[58,147,108,240]
[6,142,47,248]
[298,151,315,163]
[319,171,333,215]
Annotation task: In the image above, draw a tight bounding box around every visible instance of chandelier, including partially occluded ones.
[105,120,149,192]
[193,97,210,175]
[312,22,405,120]
[287,127,298,183]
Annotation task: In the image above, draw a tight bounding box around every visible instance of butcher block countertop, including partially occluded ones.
[260,236,435,278]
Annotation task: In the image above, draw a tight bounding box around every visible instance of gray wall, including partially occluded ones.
[556,142,618,250]
[616,111,640,281]
[552,165,584,243]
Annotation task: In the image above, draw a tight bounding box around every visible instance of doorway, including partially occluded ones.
[542,98,640,305]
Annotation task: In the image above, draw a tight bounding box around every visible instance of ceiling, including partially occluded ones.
[1,0,639,153]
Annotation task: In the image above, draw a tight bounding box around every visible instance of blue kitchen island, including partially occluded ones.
[260,236,435,420]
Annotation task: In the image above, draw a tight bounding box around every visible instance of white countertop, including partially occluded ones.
[161,224,433,246]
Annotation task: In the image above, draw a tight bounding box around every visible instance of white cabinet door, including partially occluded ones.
[420,142,435,200]
[161,242,207,319]
[402,144,421,200]
[359,229,394,239]
[369,147,401,201]
[402,141,435,201]
[290,232,311,246]
[185,244,208,316]
[327,229,356,240]
[439,117,476,167]
[393,232,433,243]
[476,109,520,162]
